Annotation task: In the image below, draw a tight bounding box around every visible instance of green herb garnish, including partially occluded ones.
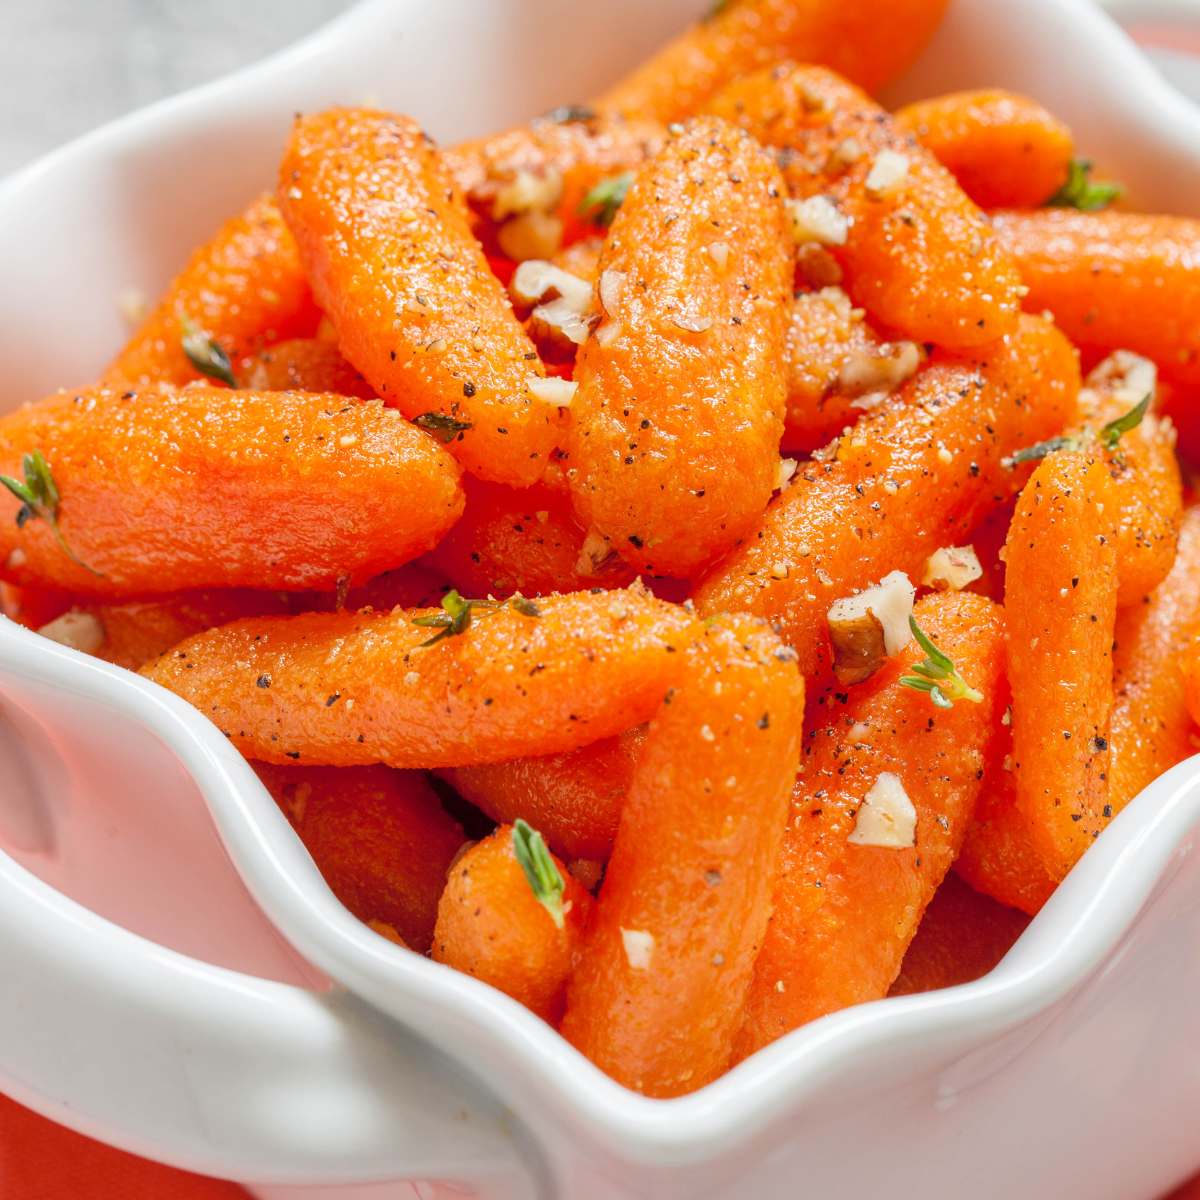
[1003,393,1150,467]
[0,450,102,576]
[179,314,236,386]
[412,412,473,443]
[578,171,637,228]
[511,818,565,929]
[410,590,539,647]
[1098,392,1151,452]
[899,615,983,709]
[1046,159,1125,212]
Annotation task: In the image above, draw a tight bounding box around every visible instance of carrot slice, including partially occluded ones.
[593,0,949,124]
[235,338,376,398]
[565,117,791,578]
[279,109,559,487]
[254,763,465,954]
[705,65,1024,348]
[0,385,463,597]
[433,822,592,1023]
[560,615,804,1096]
[693,314,1079,675]
[992,209,1200,388]
[1006,452,1117,880]
[138,587,696,769]
[734,591,1004,1058]
[105,194,321,388]
[894,90,1073,210]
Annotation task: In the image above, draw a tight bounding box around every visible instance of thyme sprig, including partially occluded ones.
[899,615,983,709]
[511,818,565,929]
[1046,159,1125,212]
[1003,393,1151,468]
[579,171,636,228]
[410,589,540,647]
[179,314,237,386]
[0,450,102,576]
[412,412,473,443]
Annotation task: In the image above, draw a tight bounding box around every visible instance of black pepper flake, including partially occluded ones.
[463,380,476,397]
[256,674,272,688]
[629,534,643,547]
[286,751,300,759]
[326,693,340,706]
[757,712,770,729]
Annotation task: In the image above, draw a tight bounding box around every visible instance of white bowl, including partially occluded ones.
[3,2,1200,1198]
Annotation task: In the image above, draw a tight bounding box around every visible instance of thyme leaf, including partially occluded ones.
[179,314,237,386]
[898,615,982,709]
[0,450,102,576]
[578,171,636,228]
[412,412,473,443]
[1046,159,1125,212]
[1002,392,1150,467]
[410,590,538,647]
[1098,392,1151,452]
[511,818,565,929]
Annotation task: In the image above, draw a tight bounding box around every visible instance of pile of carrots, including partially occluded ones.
[4,0,1200,1098]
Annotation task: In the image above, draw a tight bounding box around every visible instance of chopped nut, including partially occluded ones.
[827,570,915,685]
[338,434,359,448]
[671,314,714,333]
[700,724,715,741]
[492,167,563,222]
[846,772,917,848]
[594,320,624,347]
[37,611,106,655]
[785,195,849,247]
[937,445,953,464]
[621,927,654,970]
[827,137,863,172]
[838,342,920,397]
[526,376,578,407]
[598,268,626,318]
[404,671,420,686]
[922,545,982,591]
[497,210,563,262]
[707,241,731,270]
[864,150,910,198]
[776,458,798,492]
[771,562,789,580]
[607,598,629,620]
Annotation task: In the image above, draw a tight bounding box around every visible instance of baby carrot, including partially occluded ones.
[894,90,1073,210]
[279,109,558,487]
[0,385,463,597]
[734,592,1004,1057]
[425,470,635,599]
[991,209,1200,388]
[253,763,465,954]
[235,338,376,398]
[433,823,592,1023]
[440,725,647,862]
[564,117,792,578]
[592,0,950,124]
[887,872,1031,997]
[105,194,322,388]
[693,315,1079,675]
[1006,453,1117,880]
[560,616,804,1096]
[705,65,1024,348]
[138,587,696,769]
[1184,633,1200,731]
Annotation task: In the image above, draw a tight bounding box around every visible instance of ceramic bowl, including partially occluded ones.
[3,1,1200,1197]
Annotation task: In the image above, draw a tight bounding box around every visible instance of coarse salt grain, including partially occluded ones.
[339,435,358,448]
[404,672,420,686]
[700,725,715,742]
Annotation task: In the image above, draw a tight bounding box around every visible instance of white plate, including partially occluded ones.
[3,1,1200,1197]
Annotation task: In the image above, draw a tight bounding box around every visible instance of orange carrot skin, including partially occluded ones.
[1184,633,1200,731]
[887,872,1031,997]
[88,589,289,670]
[565,117,791,578]
[706,65,1023,348]
[894,90,1073,210]
[433,825,592,1023]
[253,763,465,954]
[1006,453,1117,880]
[561,616,804,1096]
[992,210,1200,388]
[593,0,950,124]
[138,589,696,769]
[0,582,75,631]
[1110,503,1200,808]
[426,471,636,599]
[235,338,376,398]
[694,315,1080,675]
[734,592,1004,1058]
[105,194,322,388]
[279,109,557,487]
[441,725,647,862]
[0,385,463,598]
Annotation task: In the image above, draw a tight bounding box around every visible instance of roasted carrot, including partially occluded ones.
[887,871,1031,997]
[279,109,558,487]
[0,581,74,631]
[139,587,696,769]
[0,385,463,598]
[253,763,465,954]
[705,65,1024,348]
[694,315,1079,675]
[992,209,1200,388]
[105,194,322,388]
[561,616,803,1096]
[565,117,791,578]
[440,725,647,862]
[1184,633,1200,731]
[1006,453,1117,880]
[425,469,635,599]
[433,822,592,1023]
[235,338,376,398]
[734,592,1004,1057]
[894,90,1073,210]
[593,0,949,124]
